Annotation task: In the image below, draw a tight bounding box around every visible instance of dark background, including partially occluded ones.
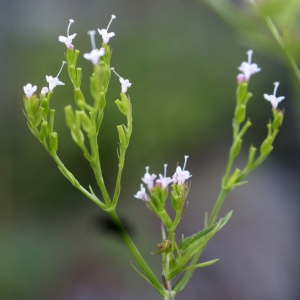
[1,0,300,299]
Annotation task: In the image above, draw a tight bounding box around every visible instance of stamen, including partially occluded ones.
[56,61,66,78]
[106,15,116,31]
[111,67,122,79]
[164,164,168,178]
[145,166,149,173]
[273,82,279,96]
[247,50,253,64]
[183,155,189,170]
[87,30,97,50]
[67,19,74,37]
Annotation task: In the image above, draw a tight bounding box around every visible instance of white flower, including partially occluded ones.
[264,82,285,109]
[111,68,132,93]
[134,184,148,201]
[41,87,49,95]
[83,30,105,65]
[156,164,172,189]
[98,15,116,44]
[23,83,37,99]
[46,61,66,92]
[142,166,157,190]
[172,156,192,185]
[58,19,76,49]
[83,48,105,65]
[238,50,261,80]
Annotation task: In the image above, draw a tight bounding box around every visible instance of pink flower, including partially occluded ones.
[141,166,157,190]
[172,156,192,185]
[58,19,76,49]
[134,184,148,201]
[156,164,172,189]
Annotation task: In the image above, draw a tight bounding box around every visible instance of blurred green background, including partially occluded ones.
[1,0,300,299]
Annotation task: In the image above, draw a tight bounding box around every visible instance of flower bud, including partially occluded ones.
[79,111,91,132]
[117,125,127,150]
[234,104,246,124]
[74,88,86,109]
[246,146,257,170]
[68,64,76,83]
[236,82,247,104]
[229,139,242,159]
[76,68,82,87]
[33,107,44,127]
[260,136,273,155]
[49,132,58,153]
[64,105,75,128]
[41,121,49,140]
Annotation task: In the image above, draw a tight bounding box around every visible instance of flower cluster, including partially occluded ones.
[23,15,132,100]
[134,156,191,201]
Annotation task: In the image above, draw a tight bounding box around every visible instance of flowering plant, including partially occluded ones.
[22,14,284,300]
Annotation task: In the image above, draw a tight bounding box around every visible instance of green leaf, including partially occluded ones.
[181,259,219,271]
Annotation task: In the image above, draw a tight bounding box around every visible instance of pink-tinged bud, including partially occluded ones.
[237,73,245,83]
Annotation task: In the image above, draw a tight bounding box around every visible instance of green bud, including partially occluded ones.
[48,109,55,134]
[74,88,86,109]
[229,139,242,159]
[76,68,82,87]
[246,146,257,170]
[75,111,82,129]
[160,210,173,228]
[41,98,50,118]
[234,104,246,124]
[79,111,91,132]
[73,50,80,66]
[49,132,58,153]
[236,82,248,104]
[41,121,49,140]
[24,95,39,117]
[99,92,106,111]
[68,64,76,83]
[272,110,283,132]
[226,168,241,188]
[260,136,273,155]
[115,99,126,115]
[117,125,127,149]
[33,107,44,127]
[102,43,111,65]
[66,48,74,64]
[244,92,253,105]
[65,105,75,128]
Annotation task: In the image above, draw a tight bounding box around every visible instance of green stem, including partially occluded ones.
[89,132,111,206]
[51,153,106,210]
[207,189,227,226]
[108,210,165,295]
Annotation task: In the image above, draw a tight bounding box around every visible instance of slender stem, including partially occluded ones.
[89,132,111,205]
[207,189,227,226]
[108,210,165,295]
[51,153,106,210]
